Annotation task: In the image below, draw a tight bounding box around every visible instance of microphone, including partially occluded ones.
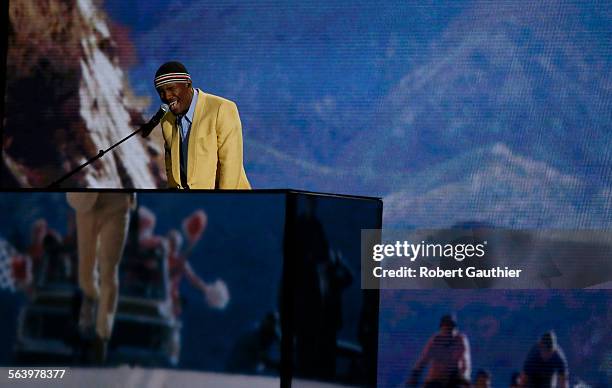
[140,104,169,137]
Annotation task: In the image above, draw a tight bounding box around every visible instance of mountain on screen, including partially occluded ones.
[3,1,610,229]
[3,0,164,188]
[120,2,610,205]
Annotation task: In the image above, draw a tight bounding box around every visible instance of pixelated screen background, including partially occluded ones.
[0,192,382,386]
[2,1,611,387]
[0,193,286,373]
[3,0,610,229]
[378,289,610,387]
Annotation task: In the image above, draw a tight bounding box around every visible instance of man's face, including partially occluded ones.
[539,345,554,360]
[157,82,193,115]
[439,323,454,336]
[475,376,491,388]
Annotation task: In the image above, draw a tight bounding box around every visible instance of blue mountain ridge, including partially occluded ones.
[104,1,611,227]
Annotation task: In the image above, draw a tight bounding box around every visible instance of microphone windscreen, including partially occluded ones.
[141,104,169,138]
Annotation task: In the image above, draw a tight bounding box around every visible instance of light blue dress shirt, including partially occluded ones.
[177,89,199,179]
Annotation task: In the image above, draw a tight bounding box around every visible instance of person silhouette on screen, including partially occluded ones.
[473,369,492,388]
[293,198,353,381]
[509,371,523,388]
[407,314,471,388]
[522,331,569,388]
[225,312,281,374]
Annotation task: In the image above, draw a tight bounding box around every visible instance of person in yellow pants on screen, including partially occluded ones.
[66,192,134,364]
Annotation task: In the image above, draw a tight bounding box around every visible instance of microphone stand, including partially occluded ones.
[47,125,147,189]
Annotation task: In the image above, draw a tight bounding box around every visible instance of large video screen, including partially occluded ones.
[0,192,286,381]
[378,289,610,387]
[0,191,383,386]
[4,1,610,228]
[2,1,610,387]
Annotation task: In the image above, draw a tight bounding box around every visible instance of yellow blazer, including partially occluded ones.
[161,90,251,189]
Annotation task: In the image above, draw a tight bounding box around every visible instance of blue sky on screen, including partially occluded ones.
[102,0,611,228]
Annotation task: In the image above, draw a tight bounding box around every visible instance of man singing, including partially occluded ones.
[154,61,251,189]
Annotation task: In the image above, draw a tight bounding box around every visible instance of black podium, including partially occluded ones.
[0,190,381,387]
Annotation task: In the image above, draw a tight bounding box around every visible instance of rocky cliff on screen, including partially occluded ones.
[3,0,165,188]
